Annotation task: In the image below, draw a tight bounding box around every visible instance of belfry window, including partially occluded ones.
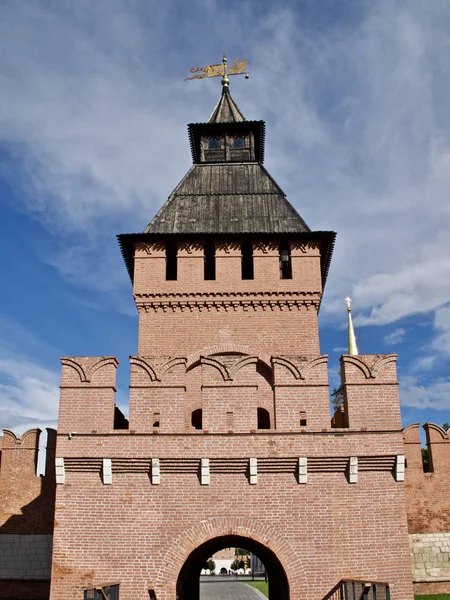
[233,137,245,149]
[191,409,203,430]
[166,241,177,280]
[257,408,271,430]
[204,240,216,280]
[241,240,254,280]
[208,138,222,149]
[279,243,292,279]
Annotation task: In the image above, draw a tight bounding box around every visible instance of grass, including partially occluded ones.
[414,596,450,600]
[246,581,269,597]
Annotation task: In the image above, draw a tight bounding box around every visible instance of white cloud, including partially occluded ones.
[431,305,450,355]
[399,375,450,411]
[384,328,406,345]
[0,348,59,434]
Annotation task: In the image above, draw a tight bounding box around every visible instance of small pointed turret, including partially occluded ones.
[346,297,359,355]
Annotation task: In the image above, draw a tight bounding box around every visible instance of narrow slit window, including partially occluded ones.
[226,411,234,430]
[280,243,292,279]
[233,137,245,149]
[166,241,177,280]
[204,240,216,280]
[191,409,203,430]
[421,447,430,473]
[300,411,307,427]
[153,412,160,428]
[208,138,221,149]
[241,240,254,280]
[257,408,271,430]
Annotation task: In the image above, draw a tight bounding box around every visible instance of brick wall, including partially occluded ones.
[51,436,413,600]
[48,238,414,599]
[403,423,450,594]
[0,428,56,599]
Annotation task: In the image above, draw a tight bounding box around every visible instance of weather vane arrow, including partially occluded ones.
[185,54,250,87]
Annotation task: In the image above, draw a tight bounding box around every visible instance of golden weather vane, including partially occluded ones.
[185,54,250,87]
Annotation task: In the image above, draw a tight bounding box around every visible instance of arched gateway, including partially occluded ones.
[50,62,414,600]
[155,518,305,600]
[176,535,288,600]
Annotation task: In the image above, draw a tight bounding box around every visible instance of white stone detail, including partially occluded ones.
[249,458,257,485]
[410,533,450,582]
[201,458,210,485]
[55,457,65,484]
[348,456,358,484]
[102,458,112,485]
[298,457,307,484]
[395,454,405,482]
[151,458,160,485]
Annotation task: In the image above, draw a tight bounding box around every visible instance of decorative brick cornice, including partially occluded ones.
[60,356,119,383]
[130,356,187,382]
[271,355,328,381]
[134,241,165,254]
[62,455,398,474]
[186,344,271,370]
[290,241,321,252]
[341,354,397,380]
[178,241,204,254]
[135,290,319,300]
[137,298,320,313]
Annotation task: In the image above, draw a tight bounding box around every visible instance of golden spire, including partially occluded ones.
[345,297,359,355]
[185,54,250,87]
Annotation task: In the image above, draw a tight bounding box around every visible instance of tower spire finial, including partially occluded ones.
[345,297,359,355]
[221,54,230,89]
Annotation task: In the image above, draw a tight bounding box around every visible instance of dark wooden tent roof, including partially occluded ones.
[143,163,310,235]
[207,87,246,123]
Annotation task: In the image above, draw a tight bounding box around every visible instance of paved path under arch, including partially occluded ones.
[200,576,266,600]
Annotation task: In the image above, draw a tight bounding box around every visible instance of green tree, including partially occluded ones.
[235,548,250,556]
[230,559,240,571]
[421,447,430,472]
[207,559,216,574]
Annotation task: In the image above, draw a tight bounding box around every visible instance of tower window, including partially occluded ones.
[279,243,292,279]
[241,240,254,280]
[300,411,307,427]
[208,138,222,149]
[166,241,177,280]
[257,408,271,430]
[191,409,203,430]
[204,240,216,280]
[153,412,160,428]
[233,137,245,149]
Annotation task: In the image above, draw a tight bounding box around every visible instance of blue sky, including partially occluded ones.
[0,0,449,447]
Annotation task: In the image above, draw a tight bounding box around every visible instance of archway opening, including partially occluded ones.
[176,534,289,600]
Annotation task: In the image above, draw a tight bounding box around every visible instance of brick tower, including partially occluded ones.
[50,78,414,600]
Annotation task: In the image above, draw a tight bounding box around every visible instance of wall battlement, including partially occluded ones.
[57,351,404,436]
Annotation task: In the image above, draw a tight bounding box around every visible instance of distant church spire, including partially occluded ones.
[345,297,359,355]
